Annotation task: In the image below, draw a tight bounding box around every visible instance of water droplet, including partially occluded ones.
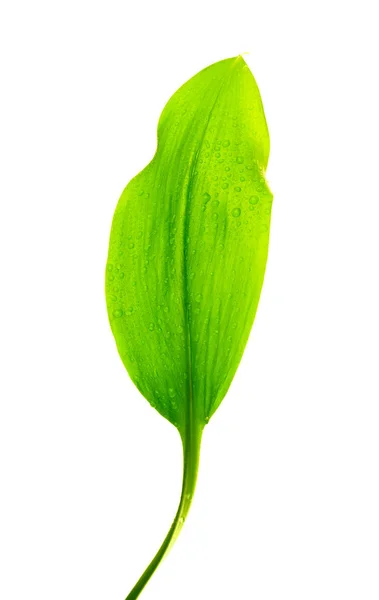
[168,388,175,398]
[212,200,219,207]
[215,152,221,158]
[126,307,134,315]
[236,156,244,164]
[221,183,229,189]
[202,192,211,203]
[195,293,202,302]
[149,323,155,331]
[119,272,124,279]
[178,325,183,333]
[234,186,241,192]
[179,517,184,524]
[232,208,241,217]
[113,309,123,318]
[212,213,218,220]
[205,416,210,423]
[128,242,134,249]
[107,264,113,272]
[249,195,259,205]
[223,140,230,147]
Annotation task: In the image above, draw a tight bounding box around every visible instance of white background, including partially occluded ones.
[1,1,378,599]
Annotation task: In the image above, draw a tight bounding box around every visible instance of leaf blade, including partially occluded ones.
[106,55,272,430]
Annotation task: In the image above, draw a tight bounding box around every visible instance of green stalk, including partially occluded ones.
[125,423,202,599]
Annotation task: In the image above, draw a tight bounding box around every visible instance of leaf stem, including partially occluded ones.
[125,424,203,599]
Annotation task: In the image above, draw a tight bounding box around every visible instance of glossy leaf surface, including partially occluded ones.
[106,55,272,432]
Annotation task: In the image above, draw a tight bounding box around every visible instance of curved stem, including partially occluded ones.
[125,423,203,600]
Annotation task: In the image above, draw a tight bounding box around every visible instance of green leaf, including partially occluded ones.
[105,55,272,599]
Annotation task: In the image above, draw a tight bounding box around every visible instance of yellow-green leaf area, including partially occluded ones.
[105,56,272,433]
